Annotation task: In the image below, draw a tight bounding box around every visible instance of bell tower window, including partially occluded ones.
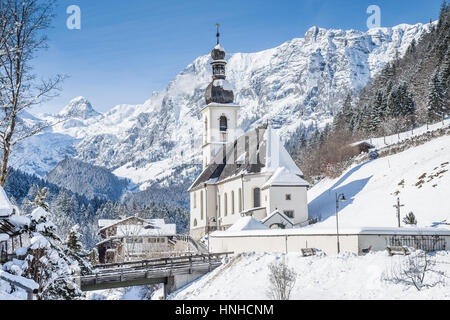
[220,116,228,132]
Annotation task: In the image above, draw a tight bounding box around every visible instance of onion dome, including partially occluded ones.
[205,24,234,105]
[211,44,226,61]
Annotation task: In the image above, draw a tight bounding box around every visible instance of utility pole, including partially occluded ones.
[393,198,404,228]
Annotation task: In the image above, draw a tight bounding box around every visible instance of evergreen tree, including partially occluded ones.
[65,225,83,253]
[403,212,418,225]
[427,71,446,121]
[22,207,86,300]
[28,187,49,211]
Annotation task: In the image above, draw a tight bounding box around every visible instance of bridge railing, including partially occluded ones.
[92,252,234,271]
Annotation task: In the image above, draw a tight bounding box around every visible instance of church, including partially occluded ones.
[188,28,310,240]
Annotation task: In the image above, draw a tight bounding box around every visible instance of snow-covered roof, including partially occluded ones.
[0,233,9,242]
[98,217,176,236]
[264,126,303,176]
[0,187,14,217]
[262,167,309,189]
[227,217,268,232]
[189,125,307,191]
[261,210,294,226]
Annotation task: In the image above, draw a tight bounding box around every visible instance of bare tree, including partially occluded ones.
[267,258,297,300]
[385,250,446,291]
[0,0,64,186]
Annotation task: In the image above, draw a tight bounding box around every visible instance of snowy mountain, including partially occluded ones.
[56,96,102,120]
[15,22,434,189]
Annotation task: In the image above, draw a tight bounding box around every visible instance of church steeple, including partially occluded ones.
[201,25,240,169]
[205,24,234,104]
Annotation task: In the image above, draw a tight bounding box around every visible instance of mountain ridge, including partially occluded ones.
[13,22,434,190]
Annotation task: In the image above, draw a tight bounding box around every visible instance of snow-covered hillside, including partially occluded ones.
[171,251,450,300]
[308,130,450,229]
[16,23,433,189]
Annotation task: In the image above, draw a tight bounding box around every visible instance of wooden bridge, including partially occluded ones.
[76,252,233,298]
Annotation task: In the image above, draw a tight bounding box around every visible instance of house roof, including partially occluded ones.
[261,210,295,227]
[262,167,309,189]
[189,125,305,191]
[98,216,176,236]
[0,187,14,218]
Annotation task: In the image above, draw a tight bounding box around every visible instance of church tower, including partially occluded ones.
[201,24,240,169]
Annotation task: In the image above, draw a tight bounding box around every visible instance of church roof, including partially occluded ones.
[189,125,306,191]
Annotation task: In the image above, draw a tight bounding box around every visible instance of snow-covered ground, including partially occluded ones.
[171,251,450,300]
[308,132,450,230]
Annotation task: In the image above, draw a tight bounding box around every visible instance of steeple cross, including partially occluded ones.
[216,23,220,45]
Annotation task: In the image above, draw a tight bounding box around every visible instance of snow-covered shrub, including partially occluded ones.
[267,257,297,300]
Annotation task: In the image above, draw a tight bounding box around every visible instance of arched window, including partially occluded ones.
[193,219,198,227]
[218,195,221,217]
[231,191,235,215]
[193,192,197,209]
[253,188,261,208]
[200,191,204,220]
[224,193,228,216]
[238,188,242,213]
[220,116,228,132]
[204,117,208,143]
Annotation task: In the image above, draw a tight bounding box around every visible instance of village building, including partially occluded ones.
[0,187,28,263]
[188,29,310,240]
[96,217,181,263]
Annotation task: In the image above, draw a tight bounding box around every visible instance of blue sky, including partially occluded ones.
[33,0,444,113]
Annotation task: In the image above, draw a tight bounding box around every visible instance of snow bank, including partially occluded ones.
[171,251,450,300]
[226,217,268,232]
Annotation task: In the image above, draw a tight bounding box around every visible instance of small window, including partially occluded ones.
[286,194,292,201]
[193,219,198,227]
[284,211,294,219]
[253,188,261,208]
[220,116,228,132]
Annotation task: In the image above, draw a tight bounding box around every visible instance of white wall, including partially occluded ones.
[266,186,309,225]
[210,233,450,256]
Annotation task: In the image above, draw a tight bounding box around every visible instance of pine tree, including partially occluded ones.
[403,212,418,225]
[65,225,83,253]
[28,187,49,211]
[22,207,85,300]
[427,70,446,122]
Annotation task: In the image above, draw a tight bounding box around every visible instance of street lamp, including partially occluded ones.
[335,193,346,254]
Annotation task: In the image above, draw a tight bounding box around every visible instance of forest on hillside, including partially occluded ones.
[295,1,449,183]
